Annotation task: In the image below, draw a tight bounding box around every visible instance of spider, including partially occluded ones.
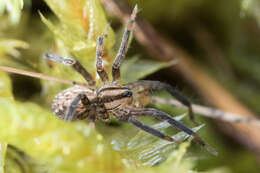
[0,5,217,156]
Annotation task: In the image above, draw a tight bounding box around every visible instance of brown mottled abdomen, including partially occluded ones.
[51,85,95,121]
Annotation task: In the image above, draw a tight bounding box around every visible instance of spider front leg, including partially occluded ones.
[126,80,197,124]
[112,5,138,81]
[64,93,90,121]
[45,52,96,86]
[96,34,109,83]
[129,108,218,156]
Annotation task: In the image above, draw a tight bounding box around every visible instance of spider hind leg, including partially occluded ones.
[126,80,197,125]
[129,108,218,156]
[128,117,181,144]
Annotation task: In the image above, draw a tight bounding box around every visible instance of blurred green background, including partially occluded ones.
[1,0,260,172]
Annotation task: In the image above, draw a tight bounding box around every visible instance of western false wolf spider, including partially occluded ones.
[0,5,217,155]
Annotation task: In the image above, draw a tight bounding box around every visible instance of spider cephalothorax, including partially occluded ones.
[0,5,217,156]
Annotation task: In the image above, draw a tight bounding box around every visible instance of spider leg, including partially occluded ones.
[130,108,218,156]
[112,5,138,81]
[64,93,90,121]
[45,52,96,86]
[126,80,197,124]
[128,116,180,144]
[96,31,109,83]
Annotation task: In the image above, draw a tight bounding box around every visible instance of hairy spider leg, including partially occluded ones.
[112,5,138,81]
[96,33,109,83]
[64,93,90,121]
[45,52,96,86]
[126,80,197,124]
[128,116,181,144]
[129,108,218,156]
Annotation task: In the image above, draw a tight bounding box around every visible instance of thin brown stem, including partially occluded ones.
[152,96,260,126]
[0,66,86,86]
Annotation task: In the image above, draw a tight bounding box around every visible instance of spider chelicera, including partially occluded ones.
[0,5,217,156]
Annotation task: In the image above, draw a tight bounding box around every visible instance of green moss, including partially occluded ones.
[0,143,7,173]
[0,0,24,24]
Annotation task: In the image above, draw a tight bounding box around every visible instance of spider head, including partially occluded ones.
[97,85,133,111]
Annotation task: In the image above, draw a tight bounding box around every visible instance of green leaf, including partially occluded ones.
[121,56,177,83]
[0,71,13,99]
[0,0,24,24]
[128,142,195,173]
[0,39,29,57]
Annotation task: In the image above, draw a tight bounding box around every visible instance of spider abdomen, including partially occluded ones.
[51,85,95,120]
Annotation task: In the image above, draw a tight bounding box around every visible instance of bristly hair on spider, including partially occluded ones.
[0,5,218,156]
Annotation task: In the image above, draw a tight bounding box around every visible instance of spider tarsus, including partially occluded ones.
[204,145,218,156]
[193,134,218,156]
[45,52,75,66]
[127,5,137,31]
[132,4,138,19]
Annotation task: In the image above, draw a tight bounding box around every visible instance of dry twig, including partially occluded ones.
[152,96,260,126]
